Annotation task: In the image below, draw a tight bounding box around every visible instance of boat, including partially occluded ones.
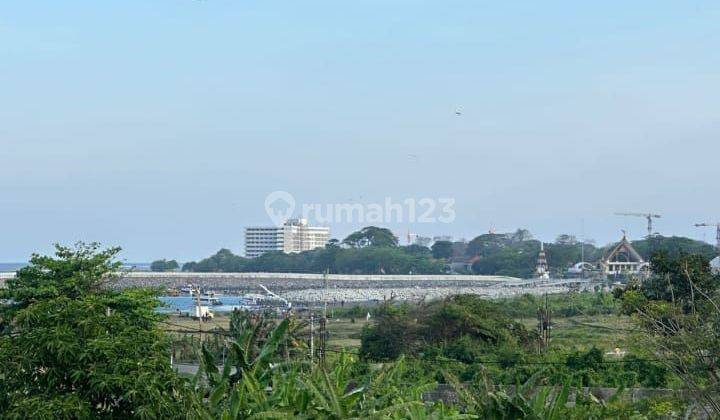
[195,291,223,306]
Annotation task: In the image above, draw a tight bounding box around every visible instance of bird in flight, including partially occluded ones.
[455,110,462,116]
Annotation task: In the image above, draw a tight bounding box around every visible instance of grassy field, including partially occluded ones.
[165,313,231,331]
[543,314,635,353]
[326,318,369,351]
[163,310,636,360]
[324,314,635,354]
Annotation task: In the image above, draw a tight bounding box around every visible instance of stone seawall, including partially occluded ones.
[1,272,520,290]
[0,272,567,302]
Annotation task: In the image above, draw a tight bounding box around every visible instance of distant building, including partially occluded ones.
[433,235,454,243]
[244,226,285,257]
[601,233,648,277]
[711,256,720,275]
[567,262,597,278]
[245,219,330,258]
[446,255,481,274]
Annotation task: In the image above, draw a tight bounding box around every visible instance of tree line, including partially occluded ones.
[181,226,446,275]
[174,226,716,277]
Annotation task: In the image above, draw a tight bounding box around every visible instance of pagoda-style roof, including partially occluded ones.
[603,234,644,264]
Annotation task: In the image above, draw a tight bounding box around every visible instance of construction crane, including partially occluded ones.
[694,222,720,253]
[615,212,662,238]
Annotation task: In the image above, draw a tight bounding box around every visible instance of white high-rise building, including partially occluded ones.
[244,219,330,258]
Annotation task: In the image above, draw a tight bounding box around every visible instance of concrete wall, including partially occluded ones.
[423,384,688,405]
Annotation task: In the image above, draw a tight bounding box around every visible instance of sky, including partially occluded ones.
[2,0,720,262]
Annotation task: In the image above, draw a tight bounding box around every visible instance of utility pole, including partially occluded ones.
[323,269,328,320]
[537,293,551,353]
[309,312,315,366]
[194,287,203,344]
[580,241,585,280]
[318,269,329,365]
[318,316,326,366]
[580,220,585,280]
[546,293,551,348]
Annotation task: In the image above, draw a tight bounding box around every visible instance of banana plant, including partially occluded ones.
[197,316,301,418]
[197,314,460,419]
[443,368,571,420]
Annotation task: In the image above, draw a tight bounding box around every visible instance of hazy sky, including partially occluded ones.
[2,1,720,262]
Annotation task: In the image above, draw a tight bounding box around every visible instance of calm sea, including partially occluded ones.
[159,296,258,313]
[0,263,26,272]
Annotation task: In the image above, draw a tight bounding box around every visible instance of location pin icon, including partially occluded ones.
[264,191,296,227]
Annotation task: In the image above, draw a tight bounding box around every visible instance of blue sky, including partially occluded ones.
[2,1,720,262]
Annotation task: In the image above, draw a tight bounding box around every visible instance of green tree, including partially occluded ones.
[621,252,720,415]
[334,246,443,275]
[555,234,578,245]
[470,241,539,278]
[361,295,530,361]
[633,235,717,260]
[402,244,432,257]
[183,248,248,272]
[465,234,604,278]
[0,243,199,418]
[166,259,179,270]
[360,303,418,361]
[466,233,510,257]
[431,240,453,259]
[510,228,533,243]
[150,258,179,272]
[623,354,668,388]
[641,251,719,305]
[309,240,342,272]
[342,226,398,248]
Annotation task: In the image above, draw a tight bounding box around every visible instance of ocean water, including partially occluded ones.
[0,263,26,272]
[159,296,259,313]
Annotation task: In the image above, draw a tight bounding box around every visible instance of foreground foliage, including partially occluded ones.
[198,310,686,419]
[0,243,705,418]
[619,252,720,416]
[0,243,200,419]
[359,295,671,391]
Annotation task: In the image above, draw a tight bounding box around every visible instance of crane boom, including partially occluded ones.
[615,212,661,218]
[694,222,720,253]
[614,212,662,238]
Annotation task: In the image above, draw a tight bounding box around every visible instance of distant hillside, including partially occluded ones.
[628,235,716,260]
